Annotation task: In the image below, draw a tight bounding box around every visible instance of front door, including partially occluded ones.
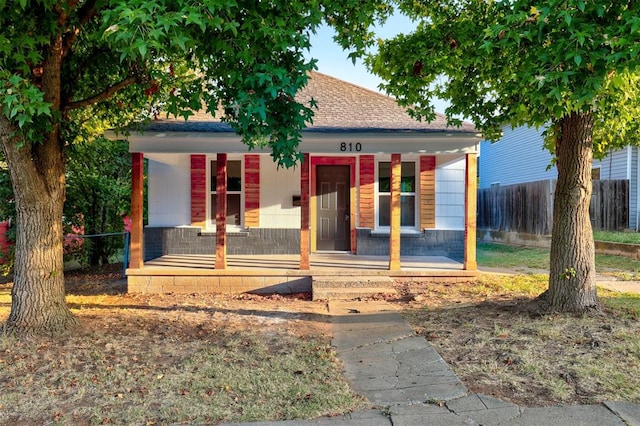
[316,165,350,251]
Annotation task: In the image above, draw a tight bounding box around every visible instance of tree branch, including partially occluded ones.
[63,76,138,112]
[62,0,99,58]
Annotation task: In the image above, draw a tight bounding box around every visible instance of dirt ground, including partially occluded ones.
[2,266,639,411]
[61,265,333,338]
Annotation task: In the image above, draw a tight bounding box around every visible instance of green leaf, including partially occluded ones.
[137,42,147,58]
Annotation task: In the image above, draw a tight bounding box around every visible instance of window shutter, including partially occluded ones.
[420,156,436,229]
[359,155,375,228]
[190,154,207,227]
[244,154,260,227]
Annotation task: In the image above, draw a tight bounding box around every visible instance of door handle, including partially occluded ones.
[344,213,350,222]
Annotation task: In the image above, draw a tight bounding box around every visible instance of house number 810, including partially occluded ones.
[340,142,362,152]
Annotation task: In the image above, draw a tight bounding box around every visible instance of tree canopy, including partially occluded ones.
[369,1,640,155]
[0,0,393,335]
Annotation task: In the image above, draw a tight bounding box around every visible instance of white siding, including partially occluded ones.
[479,125,556,189]
[435,155,466,229]
[146,153,191,226]
[259,156,301,228]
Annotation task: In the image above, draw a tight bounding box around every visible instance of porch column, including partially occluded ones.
[464,153,478,270]
[130,152,144,269]
[389,153,401,270]
[216,153,227,269]
[300,153,310,270]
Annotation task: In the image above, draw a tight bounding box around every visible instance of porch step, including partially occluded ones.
[312,276,397,300]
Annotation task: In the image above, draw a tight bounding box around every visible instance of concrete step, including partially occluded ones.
[312,276,397,300]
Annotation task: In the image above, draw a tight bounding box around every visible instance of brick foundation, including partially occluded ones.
[144,227,301,260]
[355,228,464,262]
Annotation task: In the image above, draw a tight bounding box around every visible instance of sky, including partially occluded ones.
[306,14,451,114]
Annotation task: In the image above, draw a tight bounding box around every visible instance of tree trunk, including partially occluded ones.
[0,117,78,335]
[0,30,78,335]
[546,111,599,312]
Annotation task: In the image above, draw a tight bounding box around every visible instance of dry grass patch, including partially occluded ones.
[0,268,366,425]
[396,275,640,407]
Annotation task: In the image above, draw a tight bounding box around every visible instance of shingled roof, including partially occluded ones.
[144,71,477,134]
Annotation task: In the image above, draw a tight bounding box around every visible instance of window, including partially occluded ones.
[210,159,242,227]
[377,161,416,228]
[592,167,601,180]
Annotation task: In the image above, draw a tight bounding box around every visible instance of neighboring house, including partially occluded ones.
[116,72,481,293]
[480,125,638,230]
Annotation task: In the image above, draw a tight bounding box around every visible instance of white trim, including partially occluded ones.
[111,130,480,155]
[374,157,420,232]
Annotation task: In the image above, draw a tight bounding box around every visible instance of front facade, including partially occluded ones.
[141,150,473,259]
[122,73,480,293]
[480,125,639,229]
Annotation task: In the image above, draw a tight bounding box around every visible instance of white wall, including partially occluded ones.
[435,155,466,230]
[146,153,191,226]
[144,152,469,232]
[259,156,301,228]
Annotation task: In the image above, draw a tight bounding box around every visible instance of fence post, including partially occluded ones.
[123,231,130,277]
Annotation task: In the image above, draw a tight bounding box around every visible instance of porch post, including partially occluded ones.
[464,153,478,270]
[389,153,401,270]
[216,153,227,269]
[300,153,310,270]
[130,152,144,269]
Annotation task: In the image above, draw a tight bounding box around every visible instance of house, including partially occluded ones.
[479,125,637,230]
[118,72,481,294]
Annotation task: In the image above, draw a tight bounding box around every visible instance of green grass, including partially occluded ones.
[593,230,640,245]
[600,289,640,319]
[477,241,640,273]
[476,242,550,270]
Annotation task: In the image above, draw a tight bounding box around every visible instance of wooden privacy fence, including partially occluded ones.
[477,179,629,234]
[591,179,629,231]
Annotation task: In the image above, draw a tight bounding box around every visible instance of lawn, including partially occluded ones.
[0,268,365,425]
[396,242,640,407]
[401,277,640,407]
[594,230,640,245]
[477,240,640,277]
[1,242,639,421]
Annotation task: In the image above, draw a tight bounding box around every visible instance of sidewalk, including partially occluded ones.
[227,300,640,426]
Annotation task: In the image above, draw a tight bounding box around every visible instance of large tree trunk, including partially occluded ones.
[546,112,599,312]
[0,117,78,335]
[0,30,78,335]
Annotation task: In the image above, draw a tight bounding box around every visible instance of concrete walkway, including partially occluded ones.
[228,300,640,426]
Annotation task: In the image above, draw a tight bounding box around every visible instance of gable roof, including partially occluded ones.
[143,71,477,134]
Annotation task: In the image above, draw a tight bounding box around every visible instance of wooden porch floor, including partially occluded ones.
[126,253,478,294]
[134,253,467,274]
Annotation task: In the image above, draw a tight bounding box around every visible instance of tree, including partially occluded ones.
[65,137,131,266]
[0,0,393,335]
[368,1,640,312]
